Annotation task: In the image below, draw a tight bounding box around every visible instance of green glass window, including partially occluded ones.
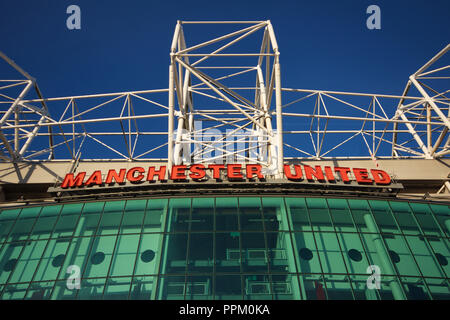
[96,201,124,236]
[285,197,311,231]
[215,197,239,231]
[239,197,263,231]
[142,198,166,233]
[191,198,214,232]
[29,205,61,240]
[8,240,47,284]
[306,198,333,232]
[134,233,161,276]
[83,235,117,278]
[8,207,40,241]
[120,200,147,234]
[167,198,191,232]
[53,203,83,238]
[0,208,21,244]
[261,197,285,231]
[109,234,139,277]
[187,233,213,274]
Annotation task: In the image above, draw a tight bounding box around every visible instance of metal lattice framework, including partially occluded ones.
[0,21,449,178]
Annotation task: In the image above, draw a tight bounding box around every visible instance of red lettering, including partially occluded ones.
[246,164,264,179]
[189,164,206,180]
[304,165,325,181]
[61,172,86,188]
[85,171,103,186]
[105,169,126,184]
[284,165,303,180]
[324,166,335,181]
[334,167,351,182]
[227,164,243,179]
[170,165,187,180]
[127,167,145,182]
[371,169,391,185]
[353,168,373,184]
[147,166,166,181]
[208,164,225,179]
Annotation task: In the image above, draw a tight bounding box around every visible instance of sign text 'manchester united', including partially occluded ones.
[60,164,392,188]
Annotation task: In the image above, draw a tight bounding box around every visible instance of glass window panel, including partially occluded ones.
[409,203,442,236]
[78,202,104,237]
[327,198,356,232]
[51,280,78,299]
[8,207,41,241]
[0,242,24,284]
[383,234,421,276]
[337,233,370,274]
[404,235,446,278]
[77,278,106,300]
[215,232,240,273]
[315,232,348,274]
[96,201,125,235]
[292,232,321,274]
[244,274,272,300]
[215,274,242,300]
[185,275,213,300]
[401,277,431,300]
[388,201,421,235]
[428,204,450,238]
[427,237,450,278]
[347,199,372,233]
[241,232,268,273]
[424,277,450,300]
[271,273,299,300]
[29,206,61,240]
[261,197,285,231]
[349,275,381,300]
[53,204,82,238]
[158,275,186,299]
[215,197,239,231]
[83,235,117,278]
[34,238,70,282]
[301,276,327,300]
[161,233,188,274]
[0,208,21,244]
[60,203,84,215]
[306,198,333,232]
[120,200,147,234]
[187,233,213,273]
[103,277,132,300]
[1,283,28,300]
[239,197,263,231]
[109,234,139,277]
[25,281,54,300]
[191,198,214,232]
[324,275,354,300]
[58,236,96,280]
[359,233,394,275]
[368,200,400,234]
[142,199,166,233]
[285,198,311,231]
[134,233,161,276]
[266,232,291,273]
[167,198,191,232]
[9,240,47,284]
[129,276,155,300]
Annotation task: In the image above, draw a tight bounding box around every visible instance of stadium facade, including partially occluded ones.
[0,21,449,300]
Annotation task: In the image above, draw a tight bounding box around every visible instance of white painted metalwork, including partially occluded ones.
[0,22,448,177]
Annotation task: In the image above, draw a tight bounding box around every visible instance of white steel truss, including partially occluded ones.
[0,21,448,177]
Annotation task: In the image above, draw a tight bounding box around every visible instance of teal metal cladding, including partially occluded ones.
[0,197,448,300]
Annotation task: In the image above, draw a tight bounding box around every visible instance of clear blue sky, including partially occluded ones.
[0,0,449,160]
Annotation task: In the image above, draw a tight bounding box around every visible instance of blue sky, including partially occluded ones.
[0,0,449,160]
